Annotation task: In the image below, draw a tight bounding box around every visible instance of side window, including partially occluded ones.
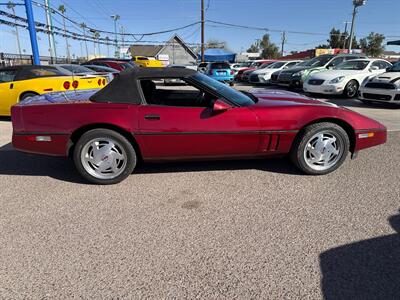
[328,57,344,67]
[140,79,216,108]
[286,62,298,67]
[0,69,17,83]
[372,61,388,70]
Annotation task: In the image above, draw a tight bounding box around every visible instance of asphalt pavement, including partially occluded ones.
[0,88,399,298]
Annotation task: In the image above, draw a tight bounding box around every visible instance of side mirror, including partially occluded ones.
[386,67,392,72]
[213,99,231,112]
[369,66,379,72]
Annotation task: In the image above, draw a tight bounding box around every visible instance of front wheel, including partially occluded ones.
[343,80,359,98]
[290,122,350,175]
[73,129,137,184]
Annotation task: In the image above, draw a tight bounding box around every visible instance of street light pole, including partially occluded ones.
[24,0,40,64]
[111,14,120,58]
[348,0,366,52]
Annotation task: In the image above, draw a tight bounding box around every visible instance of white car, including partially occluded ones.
[248,60,301,84]
[303,59,392,98]
[230,62,252,75]
[358,61,400,105]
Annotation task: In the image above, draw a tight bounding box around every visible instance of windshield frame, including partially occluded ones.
[190,73,255,107]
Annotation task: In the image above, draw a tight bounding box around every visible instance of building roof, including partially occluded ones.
[129,45,164,57]
[128,35,197,59]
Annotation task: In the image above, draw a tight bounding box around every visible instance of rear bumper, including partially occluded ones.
[12,133,70,156]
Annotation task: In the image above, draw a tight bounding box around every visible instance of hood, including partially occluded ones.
[17,89,98,107]
[252,68,280,75]
[280,66,311,74]
[309,69,367,80]
[370,72,400,86]
[249,88,338,108]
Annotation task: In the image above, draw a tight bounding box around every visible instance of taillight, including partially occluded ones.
[230,70,234,75]
[97,79,102,86]
[102,79,106,85]
[208,69,213,75]
[72,80,79,89]
[63,81,70,89]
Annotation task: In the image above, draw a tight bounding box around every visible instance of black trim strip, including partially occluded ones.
[14,132,69,136]
[135,130,299,136]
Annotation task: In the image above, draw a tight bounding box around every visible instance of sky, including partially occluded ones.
[0,0,399,58]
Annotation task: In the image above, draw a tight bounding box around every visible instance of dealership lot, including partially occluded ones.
[0,86,399,298]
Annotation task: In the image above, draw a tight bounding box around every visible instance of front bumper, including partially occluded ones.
[358,87,400,103]
[303,83,344,95]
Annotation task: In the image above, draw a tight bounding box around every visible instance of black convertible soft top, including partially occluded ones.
[90,67,197,104]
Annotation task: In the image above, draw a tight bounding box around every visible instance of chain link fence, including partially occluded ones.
[0,53,83,67]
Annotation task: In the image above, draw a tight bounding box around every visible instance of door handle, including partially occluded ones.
[144,114,160,120]
[10,83,14,89]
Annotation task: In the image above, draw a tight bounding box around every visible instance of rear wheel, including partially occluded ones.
[20,92,38,101]
[73,129,137,184]
[343,80,359,98]
[290,122,350,175]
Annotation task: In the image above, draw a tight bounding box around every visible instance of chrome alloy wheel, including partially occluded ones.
[303,131,343,171]
[346,81,358,98]
[81,138,127,180]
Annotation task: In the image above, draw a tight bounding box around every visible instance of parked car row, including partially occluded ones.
[239,54,398,105]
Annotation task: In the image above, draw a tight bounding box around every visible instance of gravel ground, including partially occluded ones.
[0,118,399,299]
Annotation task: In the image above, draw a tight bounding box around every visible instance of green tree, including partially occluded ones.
[359,32,385,57]
[247,41,260,53]
[259,34,280,59]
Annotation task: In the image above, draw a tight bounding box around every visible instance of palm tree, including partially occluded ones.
[80,22,89,59]
[7,1,22,59]
[58,5,70,62]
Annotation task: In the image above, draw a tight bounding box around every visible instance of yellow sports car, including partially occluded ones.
[0,65,108,116]
[131,56,164,68]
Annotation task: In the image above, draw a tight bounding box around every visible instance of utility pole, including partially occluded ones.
[58,5,70,62]
[281,31,286,56]
[348,0,366,52]
[111,15,120,58]
[342,21,350,50]
[120,25,125,58]
[7,1,22,60]
[80,23,89,59]
[24,0,40,64]
[44,0,57,62]
[200,0,205,62]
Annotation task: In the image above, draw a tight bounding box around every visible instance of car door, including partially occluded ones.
[136,82,260,159]
[0,68,19,116]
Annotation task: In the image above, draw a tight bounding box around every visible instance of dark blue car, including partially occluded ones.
[204,62,235,86]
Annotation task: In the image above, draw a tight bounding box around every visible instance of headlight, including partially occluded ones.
[292,70,305,77]
[329,76,345,84]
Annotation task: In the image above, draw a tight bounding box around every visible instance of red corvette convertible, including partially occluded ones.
[11,68,386,184]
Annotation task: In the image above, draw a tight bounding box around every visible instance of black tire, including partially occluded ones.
[290,122,350,175]
[343,80,359,98]
[73,129,137,184]
[20,92,38,101]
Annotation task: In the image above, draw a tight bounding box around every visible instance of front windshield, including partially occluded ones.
[267,62,285,69]
[295,60,311,67]
[302,55,334,67]
[192,73,254,106]
[334,60,369,70]
[388,61,400,72]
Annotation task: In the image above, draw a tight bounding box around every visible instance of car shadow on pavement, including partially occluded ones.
[320,210,400,300]
[0,143,86,184]
[0,116,11,122]
[0,143,302,183]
